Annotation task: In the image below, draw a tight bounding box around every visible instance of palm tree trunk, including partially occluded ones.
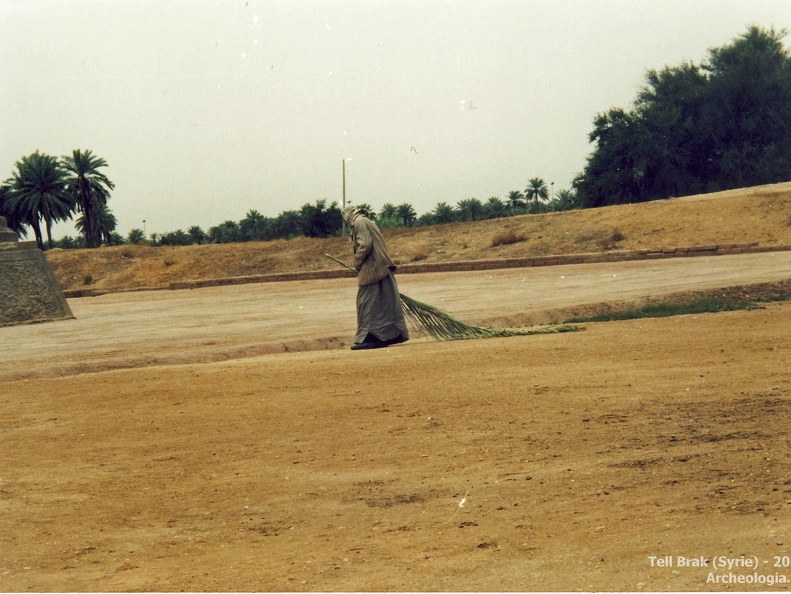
[45,217,54,249]
[83,199,97,248]
[33,222,43,250]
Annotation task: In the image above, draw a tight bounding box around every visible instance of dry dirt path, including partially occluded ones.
[1,251,790,381]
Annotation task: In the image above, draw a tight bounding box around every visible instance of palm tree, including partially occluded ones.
[127,228,145,244]
[353,203,376,220]
[456,198,485,222]
[506,190,525,211]
[379,203,398,221]
[97,204,117,245]
[76,204,117,245]
[187,226,207,244]
[551,189,578,211]
[396,202,417,227]
[432,202,457,224]
[271,210,302,239]
[61,149,115,248]
[0,183,28,238]
[240,209,269,241]
[160,229,190,246]
[484,196,508,219]
[208,220,241,243]
[54,235,79,249]
[6,151,73,249]
[525,178,549,214]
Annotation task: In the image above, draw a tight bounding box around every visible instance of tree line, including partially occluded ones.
[0,152,574,248]
[143,178,577,247]
[574,25,791,207]
[3,25,788,249]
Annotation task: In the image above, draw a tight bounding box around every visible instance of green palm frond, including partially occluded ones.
[398,292,582,340]
[325,254,584,341]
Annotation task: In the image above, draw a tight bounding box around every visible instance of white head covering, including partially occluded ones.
[342,205,362,226]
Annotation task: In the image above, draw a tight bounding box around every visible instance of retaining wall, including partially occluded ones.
[1,245,75,326]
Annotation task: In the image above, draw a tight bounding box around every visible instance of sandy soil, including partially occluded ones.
[2,184,791,591]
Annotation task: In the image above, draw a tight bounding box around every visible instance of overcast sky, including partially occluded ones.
[2,0,789,238]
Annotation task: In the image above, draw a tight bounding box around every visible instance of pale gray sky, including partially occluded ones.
[2,0,789,238]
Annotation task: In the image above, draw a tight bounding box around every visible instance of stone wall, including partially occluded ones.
[0,246,74,327]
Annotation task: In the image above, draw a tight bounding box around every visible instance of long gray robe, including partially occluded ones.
[355,270,409,344]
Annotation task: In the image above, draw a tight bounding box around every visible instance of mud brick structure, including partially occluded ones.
[0,217,74,327]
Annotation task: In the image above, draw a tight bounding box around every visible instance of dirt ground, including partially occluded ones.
[2,185,791,592]
[2,254,791,591]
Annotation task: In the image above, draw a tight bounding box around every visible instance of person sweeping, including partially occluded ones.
[330,207,584,344]
[341,205,409,350]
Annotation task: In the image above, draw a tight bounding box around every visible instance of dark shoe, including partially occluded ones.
[351,334,407,350]
[350,342,381,350]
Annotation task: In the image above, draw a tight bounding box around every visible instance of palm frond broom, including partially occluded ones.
[326,254,583,341]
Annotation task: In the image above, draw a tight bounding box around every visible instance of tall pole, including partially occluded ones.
[342,160,347,235]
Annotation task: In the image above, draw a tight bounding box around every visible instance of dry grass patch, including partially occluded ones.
[597,228,625,250]
[575,228,626,250]
[491,229,527,247]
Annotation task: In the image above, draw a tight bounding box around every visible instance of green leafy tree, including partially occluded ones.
[575,26,791,207]
[702,26,791,189]
[525,178,549,214]
[300,199,342,238]
[5,151,73,249]
[375,215,401,230]
[575,108,646,206]
[61,149,115,248]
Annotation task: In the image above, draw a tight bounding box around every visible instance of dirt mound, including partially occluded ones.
[45,182,791,292]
